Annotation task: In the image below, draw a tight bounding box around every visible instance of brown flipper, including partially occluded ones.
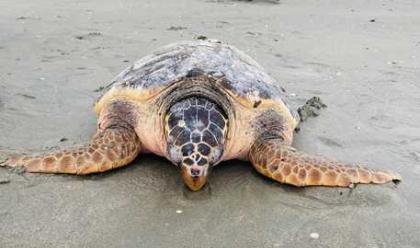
[1,126,141,175]
[249,138,401,187]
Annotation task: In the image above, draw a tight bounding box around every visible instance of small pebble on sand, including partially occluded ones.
[310,232,319,239]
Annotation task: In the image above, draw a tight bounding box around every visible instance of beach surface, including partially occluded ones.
[1,0,419,247]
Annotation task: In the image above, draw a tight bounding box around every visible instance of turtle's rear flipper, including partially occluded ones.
[1,126,141,175]
[249,138,401,187]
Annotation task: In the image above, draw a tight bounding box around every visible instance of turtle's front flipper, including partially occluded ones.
[1,126,141,175]
[249,138,401,187]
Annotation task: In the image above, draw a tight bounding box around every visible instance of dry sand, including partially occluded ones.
[1,0,420,247]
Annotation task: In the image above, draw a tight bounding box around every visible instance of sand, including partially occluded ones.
[1,0,420,247]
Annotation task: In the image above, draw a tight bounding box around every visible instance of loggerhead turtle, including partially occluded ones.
[1,40,401,191]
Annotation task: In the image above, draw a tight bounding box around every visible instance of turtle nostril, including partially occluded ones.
[190,168,200,177]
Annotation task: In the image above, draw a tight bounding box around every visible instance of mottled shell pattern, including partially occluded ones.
[100,40,298,121]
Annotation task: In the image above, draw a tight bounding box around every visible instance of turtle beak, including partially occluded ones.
[181,163,210,191]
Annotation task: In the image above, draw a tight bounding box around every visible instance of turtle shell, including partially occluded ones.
[103,40,297,118]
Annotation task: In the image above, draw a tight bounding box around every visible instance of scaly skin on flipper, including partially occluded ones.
[2,126,141,174]
[249,138,402,187]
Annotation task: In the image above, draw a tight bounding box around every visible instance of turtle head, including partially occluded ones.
[165,96,228,191]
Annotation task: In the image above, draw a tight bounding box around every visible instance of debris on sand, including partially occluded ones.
[59,137,68,142]
[167,26,187,31]
[297,96,327,122]
[17,93,36,99]
[75,32,102,40]
[235,0,279,3]
[94,86,105,92]
[16,16,41,20]
[246,31,262,36]
[196,35,208,40]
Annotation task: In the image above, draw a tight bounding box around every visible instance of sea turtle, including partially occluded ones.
[1,40,401,191]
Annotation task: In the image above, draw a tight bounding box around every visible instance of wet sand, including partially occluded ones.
[1,0,420,247]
